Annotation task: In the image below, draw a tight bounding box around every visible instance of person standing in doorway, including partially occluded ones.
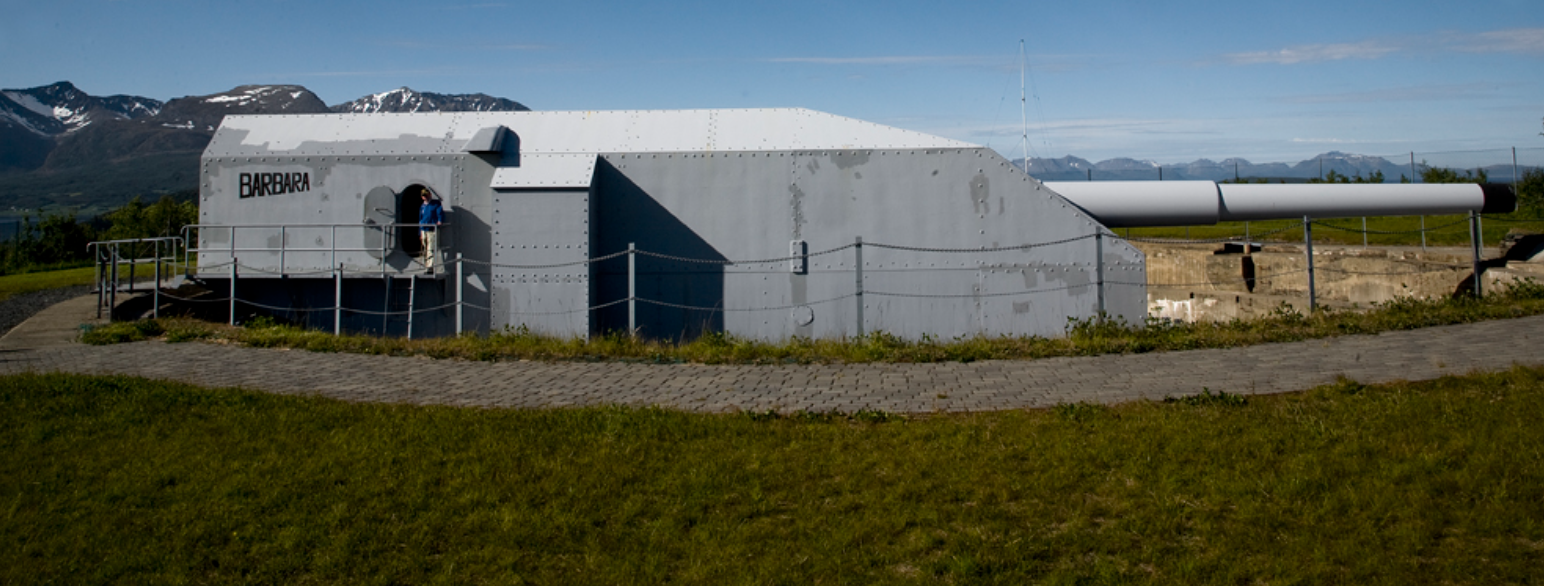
[418,187,444,273]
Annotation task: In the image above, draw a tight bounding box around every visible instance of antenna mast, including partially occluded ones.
[1019,39,1028,168]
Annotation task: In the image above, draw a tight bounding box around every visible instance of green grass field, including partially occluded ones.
[0,266,95,302]
[1123,213,1544,248]
[0,261,185,303]
[3,369,1542,584]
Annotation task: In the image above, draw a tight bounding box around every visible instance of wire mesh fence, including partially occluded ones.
[96,207,1541,341]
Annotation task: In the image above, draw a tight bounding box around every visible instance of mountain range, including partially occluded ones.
[0,82,528,217]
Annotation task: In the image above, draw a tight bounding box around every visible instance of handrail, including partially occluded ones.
[87,235,186,247]
[183,222,453,277]
[86,236,188,321]
[184,222,451,229]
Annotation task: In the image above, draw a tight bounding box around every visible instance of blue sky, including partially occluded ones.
[3,0,1541,165]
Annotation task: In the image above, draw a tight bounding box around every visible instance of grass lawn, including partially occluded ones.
[2,369,1542,584]
[0,266,95,302]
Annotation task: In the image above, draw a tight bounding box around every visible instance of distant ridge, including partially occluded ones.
[0,81,161,137]
[0,81,162,173]
[0,82,531,215]
[331,87,529,114]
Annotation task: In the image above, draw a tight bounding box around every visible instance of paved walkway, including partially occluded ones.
[2,294,1541,413]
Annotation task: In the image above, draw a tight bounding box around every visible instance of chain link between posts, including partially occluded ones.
[1312,217,1471,235]
[1480,216,1544,224]
[136,213,1519,330]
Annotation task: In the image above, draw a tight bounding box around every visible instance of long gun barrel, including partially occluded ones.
[1043,181,1517,228]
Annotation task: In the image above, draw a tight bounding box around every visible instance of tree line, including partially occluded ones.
[0,190,198,275]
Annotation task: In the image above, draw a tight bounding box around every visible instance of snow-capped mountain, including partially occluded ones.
[0,81,161,137]
[331,87,529,114]
[1095,157,1162,171]
[1020,155,1095,176]
[1289,151,1404,180]
[154,85,331,132]
[2,81,536,176]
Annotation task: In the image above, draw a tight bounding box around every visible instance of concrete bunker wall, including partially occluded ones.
[196,151,499,336]
[576,147,1145,341]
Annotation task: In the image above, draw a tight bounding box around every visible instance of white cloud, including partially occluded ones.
[272,69,451,78]
[1222,27,1544,66]
[765,55,986,65]
[963,117,1176,138]
[1280,83,1504,104]
[1224,41,1398,65]
[383,40,550,51]
[1449,28,1544,54]
[764,54,1092,73]
[1290,137,1363,144]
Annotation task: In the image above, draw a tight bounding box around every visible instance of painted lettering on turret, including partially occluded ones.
[239,172,311,199]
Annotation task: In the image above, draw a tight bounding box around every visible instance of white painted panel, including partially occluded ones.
[489,154,597,189]
[207,108,976,158]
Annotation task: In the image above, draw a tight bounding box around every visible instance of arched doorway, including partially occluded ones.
[398,184,434,257]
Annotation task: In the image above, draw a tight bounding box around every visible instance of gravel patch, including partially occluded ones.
[0,285,92,336]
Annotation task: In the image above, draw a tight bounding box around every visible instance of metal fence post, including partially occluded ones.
[128,239,138,293]
[334,263,343,336]
[1470,211,1483,298]
[109,247,119,323]
[1420,216,1427,251]
[152,242,160,320]
[628,242,636,337]
[1094,231,1105,316]
[455,253,464,336]
[182,228,192,279]
[1304,217,1316,312]
[406,274,416,340]
[95,247,104,319]
[855,236,865,338]
[229,258,238,326]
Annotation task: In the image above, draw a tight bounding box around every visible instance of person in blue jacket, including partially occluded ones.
[418,187,444,272]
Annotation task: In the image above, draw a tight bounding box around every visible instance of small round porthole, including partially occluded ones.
[792,305,815,327]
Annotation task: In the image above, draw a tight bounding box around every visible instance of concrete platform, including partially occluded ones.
[2,294,1541,413]
[0,294,106,351]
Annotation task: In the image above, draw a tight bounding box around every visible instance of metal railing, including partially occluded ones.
[181,222,452,278]
[88,237,187,320]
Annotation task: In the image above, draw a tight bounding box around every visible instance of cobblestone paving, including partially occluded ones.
[2,301,1540,413]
